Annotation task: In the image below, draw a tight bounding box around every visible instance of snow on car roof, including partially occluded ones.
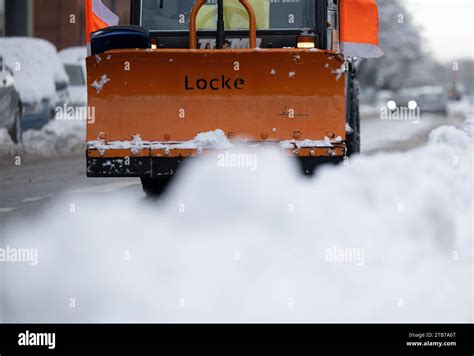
[0,37,69,103]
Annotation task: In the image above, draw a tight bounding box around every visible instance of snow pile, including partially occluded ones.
[1,122,472,323]
[462,116,474,139]
[0,38,68,103]
[187,129,232,152]
[0,128,16,158]
[361,113,461,153]
[130,135,144,156]
[21,119,86,157]
[428,124,472,149]
[0,110,87,159]
[0,129,13,145]
[89,129,233,155]
[155,129,233,153]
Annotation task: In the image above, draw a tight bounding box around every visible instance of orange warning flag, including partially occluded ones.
[85,0,119,47]
[340,0,384,58]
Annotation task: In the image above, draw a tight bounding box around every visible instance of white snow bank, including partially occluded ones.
[21,119,86,157]
[1,122,472,323]
[0,128,16,158]
[0,38,68,103]
[463,116,473,138]
[0,128,13,145]
[428,124,472,149]
[0,111,86,159]
[361,112,460,153]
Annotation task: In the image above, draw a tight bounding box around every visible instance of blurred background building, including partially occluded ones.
[1,0,129,49]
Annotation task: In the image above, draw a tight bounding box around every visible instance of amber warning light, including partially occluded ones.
[297,35,317,49]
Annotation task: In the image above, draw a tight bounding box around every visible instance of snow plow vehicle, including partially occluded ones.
[86,0,381,195]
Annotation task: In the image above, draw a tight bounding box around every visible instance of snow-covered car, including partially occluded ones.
[0,55,22,143]
[59,47,87,107]
[397,86,448,115]
[54,79,69,115]
[0,38,70,131]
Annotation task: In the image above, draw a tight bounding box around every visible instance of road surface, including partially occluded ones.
[0,157,142,227]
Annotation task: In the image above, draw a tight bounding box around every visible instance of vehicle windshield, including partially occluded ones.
[140,0,316,32]
[64,64,85,86]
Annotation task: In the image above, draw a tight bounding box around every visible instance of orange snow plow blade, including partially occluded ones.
[86,49,346,166]
[86,0,348,178]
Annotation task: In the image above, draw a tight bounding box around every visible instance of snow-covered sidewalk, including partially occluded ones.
[0,117,86,161]
[361,112,466,153]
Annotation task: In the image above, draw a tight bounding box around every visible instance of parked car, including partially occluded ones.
[0,55,22,143]
[0,38,69,131]
[54,78,69,115]
[397,86,448,115]
[59,47,87,107]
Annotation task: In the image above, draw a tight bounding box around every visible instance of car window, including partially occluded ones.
[64,64,85,86]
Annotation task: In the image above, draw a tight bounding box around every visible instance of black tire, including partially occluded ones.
[8,104,22,144]
[346,61,361,157]
[141,177,173,198]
